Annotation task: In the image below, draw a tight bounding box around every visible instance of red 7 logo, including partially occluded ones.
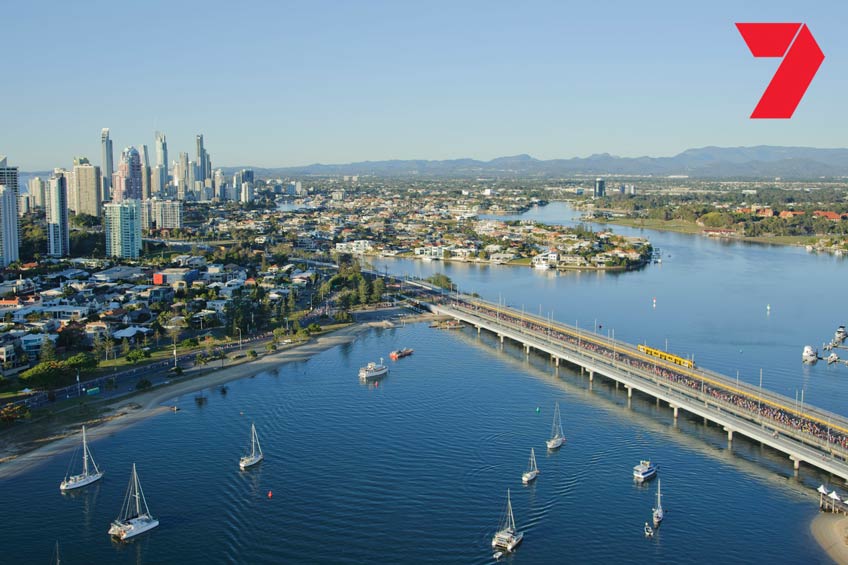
[736,23,824,119]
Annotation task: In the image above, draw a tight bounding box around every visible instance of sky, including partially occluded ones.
[2,0,847,170]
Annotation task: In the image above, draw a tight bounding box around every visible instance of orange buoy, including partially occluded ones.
[267,490,273,498]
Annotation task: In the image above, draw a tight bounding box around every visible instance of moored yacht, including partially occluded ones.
[108,463,158,541]
[633,460,657,482]
[60,425,103,491]
[239,422,264,470]
[652,479,664,527]
[827,352,840,365]
[802,345,818,364]
[359,358,389,380]
[546,402,565,449]
[836,325,847,343]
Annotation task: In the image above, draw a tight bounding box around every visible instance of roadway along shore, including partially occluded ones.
[0,311,433,481]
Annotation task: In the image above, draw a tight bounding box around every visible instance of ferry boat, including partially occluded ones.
[108,464,159,541]
[802,345,818,364]
[491,489,524,552]
[633,460,657,482]
[359,359,389,380]
[60,425,103,491]
[389,348,414,361]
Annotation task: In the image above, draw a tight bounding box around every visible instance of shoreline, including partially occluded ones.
[0,315,426,481]
[812,513,848,565]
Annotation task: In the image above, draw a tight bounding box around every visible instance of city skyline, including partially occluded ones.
[3,1,848,170]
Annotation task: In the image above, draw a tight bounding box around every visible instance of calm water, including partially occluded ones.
[0,201,842,563]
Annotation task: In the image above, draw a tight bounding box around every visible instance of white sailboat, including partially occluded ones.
[491,488,524,552]
[60,425,103,491]
[239,422,264,470]
[521,448,539,484]
[546,402,565,449]
[108,463,159,541]
[652,478,664,527]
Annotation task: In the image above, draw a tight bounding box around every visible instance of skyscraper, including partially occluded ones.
[155,132,168,191]
[139,145,151,200]
[112,147,142,202]
[104,200,141,259]
[213,169,226,200]
[176,152,189,200]
[28,177,46,209]
[196,134,207,181]
[46,175,70,257]
[594,177,606,198]
[72,157,102,217]
[0,156,19,208]
[0,184,19,267]
[101,128,114,199]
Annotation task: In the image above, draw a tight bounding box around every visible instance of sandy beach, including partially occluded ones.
[0,316,419,481]
[812,513,848,565]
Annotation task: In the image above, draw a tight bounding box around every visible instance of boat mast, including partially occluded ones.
[506,489,516,531]
[132,464,141,517]
[81,426,89,476]
[657,479,662,510]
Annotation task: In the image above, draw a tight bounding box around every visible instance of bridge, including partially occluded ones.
[399,281,848,482]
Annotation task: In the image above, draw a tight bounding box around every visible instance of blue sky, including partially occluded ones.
[3,0,847,170]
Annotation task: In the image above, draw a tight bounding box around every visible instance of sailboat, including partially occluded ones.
[52,540,61,564]
[491,489,524,552]
[239,422,264,470]
[652,478,664,527]
[60,425,103,491]
[521,448,539,484]
[546,402,565,449]
[108,463,159,541]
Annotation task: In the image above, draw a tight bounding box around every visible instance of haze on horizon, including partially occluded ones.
[3,0,847,171]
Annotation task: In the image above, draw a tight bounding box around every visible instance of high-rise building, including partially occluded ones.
[72,157,102,217]
[46,175,70,257]
[594,177,606,198]
[155,132,168,190]
[175,152,189,200]
[104,200,141,259]
[141,198,183,230]
[28,177,46,208]
[187,160,197,197]
[240,182,254,204]
[196,134,207,181]
[213,169,226,200]
[0,156,19,207]
[18,194,31,216]
[0,184,19,266]
[152,164,165,195]
[101,128,114,199]
[139,145,152,200]
[112,147,142,202]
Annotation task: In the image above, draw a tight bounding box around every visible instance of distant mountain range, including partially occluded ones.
[219,146,848,179]
[21,146,848,182]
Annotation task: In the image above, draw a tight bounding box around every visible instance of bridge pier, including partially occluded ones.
[498,334,504,343]
[476,325,481,334]
[790,456,802,471]
[670,405,679,419]
[524,344,530,355]
[724,427,733,442]
[551,356,559,367]
[625,385,633,399]
[588,370,594,382]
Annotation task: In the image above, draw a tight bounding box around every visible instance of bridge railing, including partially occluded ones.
[439,299,848,460]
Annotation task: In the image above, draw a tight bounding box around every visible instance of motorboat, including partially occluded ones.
[633,460,657,482]
[836,325,847,343]
[644,522,654,537]
[827,353,840,365]
[802,345,818,364]
[359,359,389,380]
[389,348,413,361]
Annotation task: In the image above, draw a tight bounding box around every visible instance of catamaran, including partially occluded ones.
[60,425,103,491]
[522,448,539,484]
[239,422,264,470]
[108,463,159,541]
[546,402,565,449]
[491,489,524,552]
[652,478,664,527]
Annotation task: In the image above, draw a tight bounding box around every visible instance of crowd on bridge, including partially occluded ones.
[444,297,848,453]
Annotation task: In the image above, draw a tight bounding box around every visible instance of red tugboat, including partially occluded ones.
[389,348,414,361]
